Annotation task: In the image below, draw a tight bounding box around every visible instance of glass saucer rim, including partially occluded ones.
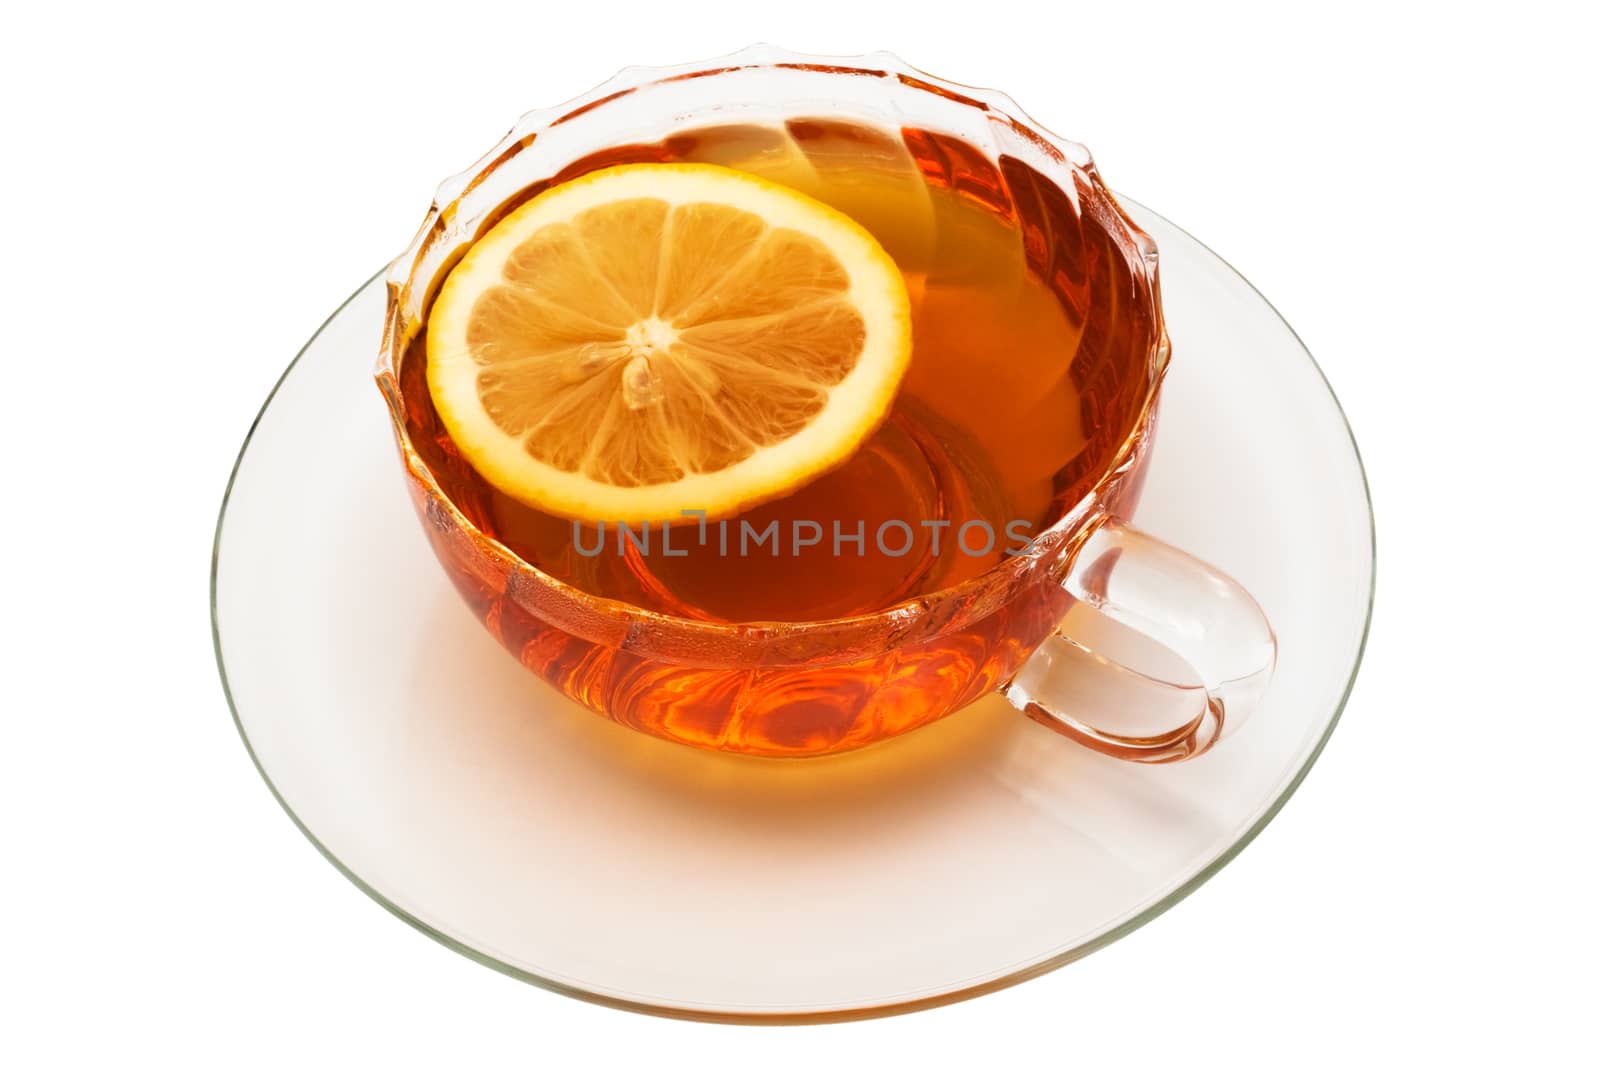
[210,195,1376,1024]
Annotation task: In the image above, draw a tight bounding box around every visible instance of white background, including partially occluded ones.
[4,1,1595,1062]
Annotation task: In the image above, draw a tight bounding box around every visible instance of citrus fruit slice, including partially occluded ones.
[426,162,912,523]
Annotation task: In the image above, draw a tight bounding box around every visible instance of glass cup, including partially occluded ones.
[375,46,1275,762]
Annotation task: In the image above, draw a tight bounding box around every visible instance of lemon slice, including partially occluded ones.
[426,162,912,523]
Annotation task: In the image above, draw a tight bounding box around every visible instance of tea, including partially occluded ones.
[400,118,1152,624]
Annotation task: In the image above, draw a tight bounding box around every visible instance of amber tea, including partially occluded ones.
[399,119,1152,624]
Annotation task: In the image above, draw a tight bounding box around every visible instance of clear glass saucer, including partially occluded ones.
[211,200,1374,1023]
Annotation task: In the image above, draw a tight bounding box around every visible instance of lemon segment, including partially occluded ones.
[426,163,913,523]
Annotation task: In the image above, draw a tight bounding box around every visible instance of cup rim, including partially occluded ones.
[373,45,1168,664]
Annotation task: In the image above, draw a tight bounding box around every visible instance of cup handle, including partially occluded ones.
[1003,517,1276,763]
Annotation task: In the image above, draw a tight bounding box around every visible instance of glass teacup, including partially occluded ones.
[375,47,1275,761]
